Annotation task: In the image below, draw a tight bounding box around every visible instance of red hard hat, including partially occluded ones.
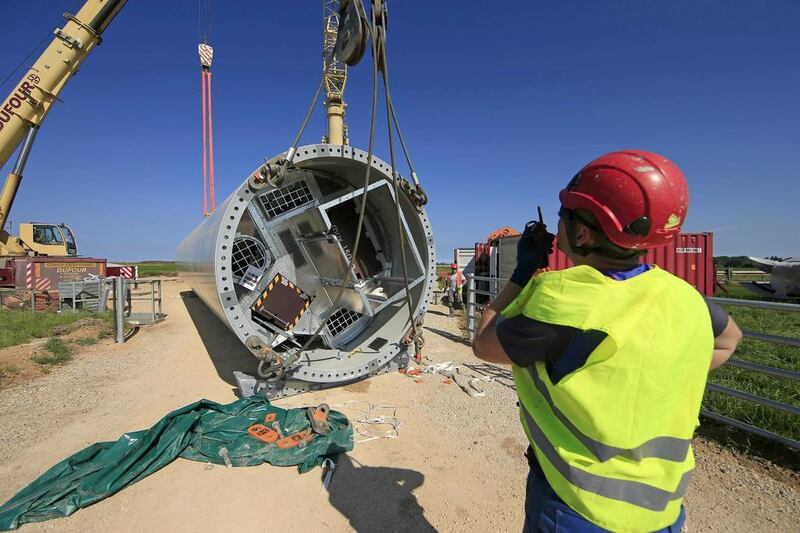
[559,150,689,249]
[451,263,458,269]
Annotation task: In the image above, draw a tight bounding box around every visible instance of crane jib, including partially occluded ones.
[0,81,35,132]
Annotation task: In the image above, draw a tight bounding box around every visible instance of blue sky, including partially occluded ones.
[1,1,798,261]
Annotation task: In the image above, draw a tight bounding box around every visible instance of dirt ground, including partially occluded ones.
[0,279,797,532]
[0,318,109,388]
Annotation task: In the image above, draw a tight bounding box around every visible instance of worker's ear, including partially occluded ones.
[573,222,594,247]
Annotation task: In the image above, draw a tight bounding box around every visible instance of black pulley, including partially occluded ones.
[336,0,368,66]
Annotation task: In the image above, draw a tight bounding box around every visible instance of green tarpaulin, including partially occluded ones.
[0,396,353,530]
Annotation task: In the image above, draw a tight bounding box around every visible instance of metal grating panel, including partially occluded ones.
[260,180,313,219]
[326,308,363,337]
[232,236,268,278]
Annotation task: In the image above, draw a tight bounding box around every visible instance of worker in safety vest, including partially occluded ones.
[448,263,466,315]
[472,151,742,532]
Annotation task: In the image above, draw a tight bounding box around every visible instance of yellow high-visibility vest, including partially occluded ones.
[503,265,713,532]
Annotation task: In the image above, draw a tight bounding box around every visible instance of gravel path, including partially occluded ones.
[0,287,797,532]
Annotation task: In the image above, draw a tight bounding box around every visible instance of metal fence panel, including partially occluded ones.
[699,409,799,450]
[123,278,165,326]
[726,358,800,381]
[59,280,109,313]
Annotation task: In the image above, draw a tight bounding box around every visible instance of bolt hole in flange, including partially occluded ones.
[176,144,435,397]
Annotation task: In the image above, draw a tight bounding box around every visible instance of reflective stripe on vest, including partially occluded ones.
[520,405,694,511]
[526,365,691,463]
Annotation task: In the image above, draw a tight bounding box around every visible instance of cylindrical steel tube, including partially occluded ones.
[178,144,435,398]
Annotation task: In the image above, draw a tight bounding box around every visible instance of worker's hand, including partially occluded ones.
[509,219,555,287]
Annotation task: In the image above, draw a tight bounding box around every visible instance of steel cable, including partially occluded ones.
[0,30,53,91]
[283,70,327,170]
[377,24,419,350]
[273,3,424,372]
[387,91,417,181]
[279,42,341,176]
[258,25,374,378]
[297,22,380,354]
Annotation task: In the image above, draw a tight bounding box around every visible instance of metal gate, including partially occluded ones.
[59,279,111,313]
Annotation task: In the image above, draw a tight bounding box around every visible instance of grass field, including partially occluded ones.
[32,338,72,366]
[128,261,177,277]
[704,283,800,459]
[0,310,104,350]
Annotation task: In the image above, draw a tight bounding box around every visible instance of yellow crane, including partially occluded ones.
[322,0,349,145]
[0,0,127,257]
[0,0,352,258]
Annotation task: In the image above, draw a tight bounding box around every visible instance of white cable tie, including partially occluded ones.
[422,361,459,375]
[467,377,490,397]
[411,171,419,185]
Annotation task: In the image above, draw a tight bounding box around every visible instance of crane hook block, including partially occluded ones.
[336,0,369,66]
[198,43,214,69]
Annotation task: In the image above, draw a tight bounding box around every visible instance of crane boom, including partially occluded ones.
[0,0,127,247]
[323,0,348,145]
[0,0,126,168]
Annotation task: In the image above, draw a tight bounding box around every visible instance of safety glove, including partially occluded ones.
[509,215,555,287]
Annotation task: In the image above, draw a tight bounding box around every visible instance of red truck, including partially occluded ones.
[0,256,107,290]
